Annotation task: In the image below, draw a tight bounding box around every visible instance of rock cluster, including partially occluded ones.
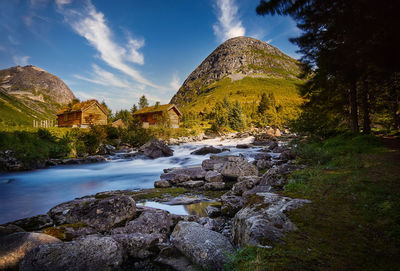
[139,139,174,159]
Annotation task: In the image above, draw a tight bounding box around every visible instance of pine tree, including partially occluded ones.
[258,93,269,114]
[130,104,138,114]
[138,95,149,109]
[229,100,245,131]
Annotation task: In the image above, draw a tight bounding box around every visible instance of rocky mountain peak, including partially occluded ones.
[170,36,300,106]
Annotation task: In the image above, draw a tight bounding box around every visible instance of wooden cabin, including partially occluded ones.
[57,99,108,128]
[111,119,126,128]
[133,104,182,128]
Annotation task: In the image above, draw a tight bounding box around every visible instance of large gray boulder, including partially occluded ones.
[48,196,136,232]
[0,232,60,270]
[220,192,245,217]
[205,170,223,182]
[111,208,171,238]
[190,146,224,155]
[232,192,311,247]
[232,176,260,196]
[220,157,258,181]
[112,233,165,259]
[20,235,124,271]
[171,222,235,271]
[160,167,207,185]
[5,214,53,231]
[201,155,238,171]
[139,139,174,159]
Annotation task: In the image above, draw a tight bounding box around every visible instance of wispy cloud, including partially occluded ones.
[59,1,158,88]
[74,64,131,88]
[169,73,181,91]
[13,55,31,66]
[213,0,246,42]
[55,0,73,8]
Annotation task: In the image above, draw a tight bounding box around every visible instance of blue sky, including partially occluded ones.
[0,0,300,111]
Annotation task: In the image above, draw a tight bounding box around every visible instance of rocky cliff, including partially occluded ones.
[170,36,300,107]
[0,65,76,126]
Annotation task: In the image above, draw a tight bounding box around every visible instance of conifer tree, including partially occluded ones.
[138,95,149,109]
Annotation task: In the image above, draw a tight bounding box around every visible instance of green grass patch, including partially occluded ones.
[227,134,400,270]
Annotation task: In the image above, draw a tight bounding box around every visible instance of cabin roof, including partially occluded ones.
[133,104,182,116]
[57,99,108,115]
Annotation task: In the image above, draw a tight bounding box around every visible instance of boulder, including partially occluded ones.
[198,217,221,231]
[279,149,296,161]
[98,144,116,155]
[139,139,174,159]
[112,233,165,259]
[111,208,171,238]
[220,158,258,181]
[43,224,98,241]
[160,167,207,184]
[201,155,240,172]
[190,146,224,155]
[171,222,234,271]
[206,206,221,218]
[0,224,25,237]
[255,159,274,170]
[252,133,275,146]
[154,180,171,188]
[204,182,226,191]
[6,214,53,231]
[236,144,253,149]
[0,150,24,172]
[20,235,124,271]
[232,176,260,196]
[48,195,136,232]
[205,171,223,182]
[155,246,199,271]
[232,192,310,247]
[0,232,60,270]
[178,180,205,188]
[221,192,245,217]
[254,153,272,160]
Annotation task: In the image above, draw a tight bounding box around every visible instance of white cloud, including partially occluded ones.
[74,64,131,88]
[213,0,246,42]
[60,1,158,88]
[55,0,73,8]
[13,55,31,66]
[169,73,181,90]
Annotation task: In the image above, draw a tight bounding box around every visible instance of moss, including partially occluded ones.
[43,227,66,240]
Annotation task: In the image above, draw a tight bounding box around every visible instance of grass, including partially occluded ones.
[226,133,400,271]
[181,76,304,125]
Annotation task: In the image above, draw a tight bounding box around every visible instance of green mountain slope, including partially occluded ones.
[0,65,75,128]
[170,36,303,121]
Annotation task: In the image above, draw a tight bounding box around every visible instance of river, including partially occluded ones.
[0,136,268,224]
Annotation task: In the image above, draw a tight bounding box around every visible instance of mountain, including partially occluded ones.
[170,36,303,121]
[0,65,75,127]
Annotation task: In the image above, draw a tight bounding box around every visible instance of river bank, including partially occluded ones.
[1,129,308,270]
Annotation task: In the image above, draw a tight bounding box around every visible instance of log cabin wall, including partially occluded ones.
[81,104,108,126]
[57,112,82,127]
[168,108,180,128]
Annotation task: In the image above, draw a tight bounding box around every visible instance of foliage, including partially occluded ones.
[138,95,149,109]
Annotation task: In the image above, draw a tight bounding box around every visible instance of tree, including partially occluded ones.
[257,0,400,134]
[258,93,269,114]
[114,110,132,124]
[130,104,138,115]
[138,95,149,109]
[229,100,245,131]
[100,100,112,122]
[154,101,160,107]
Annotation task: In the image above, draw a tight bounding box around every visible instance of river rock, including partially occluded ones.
[160,167,207,184]
[48,195,136,232]
[255,159,274,170]
[232,192,311,247]
[0,224,25,237]
[0,232,61,270]
[279,149,296,161]
[221,192,245,217]
[98,144,116,155]
[232,176,260,196]
[112,233,165,259]
[6,214,53,231]
[155,246,199,271]
[201,155,241,172]
[111,208,171,237]
[199,217,221,231]
[20,235,124,271]
[0,150,24,172]
[44,224,99,241]
[220,158,258,181]
[252,133,275,146]
[236,144,253,149]
[154,180,171,188]
[171,221,234,271]
[139,139,174,159]
[254,153,272,160]
[204,182,226,191]
[205,170,223,182]
[179,180,205,188]
[190,146,224,155]
[206,206,221,218]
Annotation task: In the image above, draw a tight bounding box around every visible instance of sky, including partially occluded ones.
[0,0,301,112]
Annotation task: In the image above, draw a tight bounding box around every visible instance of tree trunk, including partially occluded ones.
[349,80,359,133]
[361,83,371,134]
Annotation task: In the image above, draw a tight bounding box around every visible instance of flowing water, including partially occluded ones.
[0,136,272,224]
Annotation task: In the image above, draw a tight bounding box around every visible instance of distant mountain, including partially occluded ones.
[170,36,303,120]
[0,65,76,127]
